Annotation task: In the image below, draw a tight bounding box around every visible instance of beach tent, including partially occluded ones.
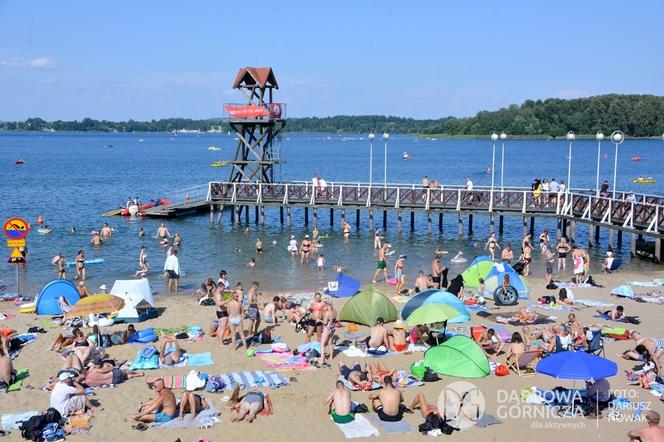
[483,273,529,300]
[338,286,398,326]
[35,279,81,315]
[110,279,157,322]
[461,256,494,287]
[401,290,470,324]
[424,336,490,378]
[611,285,634,298]
[325,272,361,298]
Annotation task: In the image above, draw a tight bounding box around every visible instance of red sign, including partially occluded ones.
[3,217,29,240]
[224,104,268,119]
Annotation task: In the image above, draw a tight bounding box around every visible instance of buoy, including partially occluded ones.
[37,215,44,225]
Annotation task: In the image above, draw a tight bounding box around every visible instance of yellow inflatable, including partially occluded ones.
[632,177,656,184]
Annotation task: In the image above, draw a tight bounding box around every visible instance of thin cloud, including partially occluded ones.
[0,57,56,69]
[557,89,591,99]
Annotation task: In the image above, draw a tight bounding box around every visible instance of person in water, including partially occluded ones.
[156,223,170,239]
[100,223,112,239]
[90,232,102,246]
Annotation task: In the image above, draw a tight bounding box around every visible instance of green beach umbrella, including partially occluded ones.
[406,303,461,326]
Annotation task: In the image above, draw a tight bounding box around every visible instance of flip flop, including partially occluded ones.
[132,423,148,431]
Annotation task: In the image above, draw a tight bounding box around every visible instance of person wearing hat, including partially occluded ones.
[394,255,407,295]
[50,370,91,416]
[387,319,408,352]
[299,235,312,264]
[99,284,108,294]
[287,235,298,255]
[603,251,615,273]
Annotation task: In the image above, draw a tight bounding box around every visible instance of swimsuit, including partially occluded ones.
[247,305,260,321]
[216,307,229,319]
[331,411,355,424]
[393,343,407,352]
[154,411,174,423]
[230,315,241,326]
[376,405,404,422]
[245,391,265,406]
[377,260,386,270]
[111,368,124,385]
[340,364,362,380]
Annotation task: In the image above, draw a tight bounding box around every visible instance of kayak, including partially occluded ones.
[65,258,105,267]
[211,160,229,168]
[632,177,656,184]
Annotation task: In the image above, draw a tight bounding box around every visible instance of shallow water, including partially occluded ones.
[0,132,662,296]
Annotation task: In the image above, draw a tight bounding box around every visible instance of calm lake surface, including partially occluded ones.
[1,132,662,296]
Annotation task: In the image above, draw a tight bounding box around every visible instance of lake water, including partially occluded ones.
[1,132,662,296]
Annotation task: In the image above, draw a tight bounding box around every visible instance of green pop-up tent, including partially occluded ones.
[460,256,494,288]
[338,286,398,326]
[424,336,490,378]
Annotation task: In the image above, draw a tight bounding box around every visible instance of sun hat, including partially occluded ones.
[58,371,75,381]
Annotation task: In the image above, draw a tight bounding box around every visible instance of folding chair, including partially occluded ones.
[585,330,605,357]
[507,350,541,376]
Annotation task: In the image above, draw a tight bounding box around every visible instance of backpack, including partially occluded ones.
[20,408,61,442]
[422,369,440,382]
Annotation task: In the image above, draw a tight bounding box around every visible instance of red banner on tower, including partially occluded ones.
[224,104,268,119]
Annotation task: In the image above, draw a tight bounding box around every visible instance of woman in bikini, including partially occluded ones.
[367,361,396,385]
[317,302,337,368]
[522,239,533,277]
[75,250,86,281]
[505,332,527,366]
[300,235,312,264]
[227,292,247,351]
[388,320,408,352]
[307,292,325,343]
[484,233,500,260]
[556,237,570,272]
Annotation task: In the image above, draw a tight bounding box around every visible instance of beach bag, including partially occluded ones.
[199,297,215,306]
[495,364,509,376]
[422,369,440,382]
[20,408,61,441]
[410,361,427,381]
[188,326,203,339]
[624,316,641,325]
[101,334,112,348]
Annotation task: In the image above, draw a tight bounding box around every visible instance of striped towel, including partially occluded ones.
[146,375,187,390]
[218,370,289,390]
[255,352,312,371]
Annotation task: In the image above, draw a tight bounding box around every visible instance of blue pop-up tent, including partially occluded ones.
[400,289,470,324]
[36,279,81,315]
[325,272,361,298]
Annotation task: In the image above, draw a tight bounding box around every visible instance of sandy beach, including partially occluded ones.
[2,264,664,442]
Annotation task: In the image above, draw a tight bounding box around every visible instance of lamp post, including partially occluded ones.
[368,132,375,187]
[611,130,624,199]
[490,132,498,192]
[595,131,604,196]
[500,132,507,193]
[383,132,389,187]
[566,131,575,193]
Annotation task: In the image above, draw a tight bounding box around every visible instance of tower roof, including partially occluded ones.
[233,67,278,90]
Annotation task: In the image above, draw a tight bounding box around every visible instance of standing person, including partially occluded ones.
[342,220,351,239]
[556,237,570,272]
[317,253,325,271]
[246,281,261,336]
[0,335,15,391]
[539,229,550,253]
[163,249,180,293]
[422,175,430,188]
[501,244,514,264]
[287,235,298,256]
[394,255,407,295]
[558,180,567,196]
[466,177,474,204]
[317,302,337,368]
[414,271,429,293]
[77,281,90,298]
[227,291,247,350]
[572,247,584,284]
[90,232,102,246]
[541,178,550,204]
[138,227,145,238]
[431,254,443,289]
[544,247,554,286]
[372,243,389,283]
[54,253,66,279]
[100,223,113,239]
[75,250,86,281]
[212,286,229,347]
[255,238,263,254]
[217,270,230,289]
[324,381,354,424]
[157,223,170,239]
[312,226,319,243]
[138,246,149,275]
[627,410,664,442]
[484,233,500,260]
[522,237,533,277]
[300,235,312,264]
[172,233,181,249]
[306,291,326,343]
[374,228,382,249]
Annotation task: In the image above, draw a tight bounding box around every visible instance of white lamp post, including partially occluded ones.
[566,131,576,193]
[490,132,498,193]
[595,131,604,196]
[611,130,624,199]
[383,132,389,187]
[368,132,375,187]
[500,132,507,193]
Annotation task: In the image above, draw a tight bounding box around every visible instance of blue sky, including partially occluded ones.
[0,0,662,120]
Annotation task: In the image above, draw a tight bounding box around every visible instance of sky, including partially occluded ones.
[0,0,663,121]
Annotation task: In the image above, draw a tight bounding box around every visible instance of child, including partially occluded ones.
[317,254,325,271]
[478,278,485,294]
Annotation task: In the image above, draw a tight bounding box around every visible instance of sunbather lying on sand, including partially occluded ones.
[179,391,209,421]
[338,361,371,387]
[367,361,396,385]
[512,306,537,323]
[159,336,182,366]
[229,385,268,423]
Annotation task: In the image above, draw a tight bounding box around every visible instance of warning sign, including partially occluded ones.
[3,218,29,240]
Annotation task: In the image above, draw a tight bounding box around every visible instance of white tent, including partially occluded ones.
[110,279,156,321]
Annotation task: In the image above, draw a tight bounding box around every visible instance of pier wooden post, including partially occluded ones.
[383,211,387,229]
[608,229,615,252]
[410,211,415,232]
[438,213,443,233]
[529,217,535,237]
[217,205,224,224]
[631,233,637,257]
[234,206,240,224]
[489,216,495,235]
[369,209,374,230]
[656,239,662,264]
[561,219,567,239]
[499,216,504,235]
[427,212,432,233]
[287,206,292,227]
[458,215,463,238]
[595,225,600,243]
[556,218,562,239]
[254,205,259,224]
[245,206,249,224]
[260,206,265,225]
[397,211,402,232]
[341,209,346,226]
[209,204,214,223]
[330,208,334,227]
[570,220,576,244]
[617,230,623,246]
[355,209,360,228]
[588,225,593,248]
[304,207,309,226]
[280,206,284,225]
[522,217,528,238]
[313,208,318,228]
[468,214,473,235]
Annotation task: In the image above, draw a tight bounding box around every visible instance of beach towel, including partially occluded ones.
[333,414,379,438]
[574,299,614,308]
[475,414,503,428]
[159,354,188,368]
[256,352,312,371]
[187,352,214,367]
[151,398,221,429]
[369,413,416,434]
[492,314,555,326]
[1,411,39,430]
[466,304,489,313]
[554,281,596,289]
[530,303,572,312]
[9,333,37,360]
[130,351,160,370]
[213,370,288,390]
[628,280,664,287]
[0,312,16,321]
[4,368,29,392]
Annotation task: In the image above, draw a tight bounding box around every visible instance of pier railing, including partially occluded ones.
[207,181,664,234]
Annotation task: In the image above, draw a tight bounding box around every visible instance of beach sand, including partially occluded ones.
[2,267,664,442]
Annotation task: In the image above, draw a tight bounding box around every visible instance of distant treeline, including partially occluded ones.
[2,94,664,137]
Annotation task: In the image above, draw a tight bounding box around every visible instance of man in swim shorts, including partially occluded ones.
[128,378,176,423]
[369,375,406,421]
[325,380,354,424]
[372,244,389,283]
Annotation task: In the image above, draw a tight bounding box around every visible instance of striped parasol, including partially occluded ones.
[65,294,125,318]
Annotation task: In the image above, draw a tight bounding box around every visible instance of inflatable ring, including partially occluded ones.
[493,286,519,306]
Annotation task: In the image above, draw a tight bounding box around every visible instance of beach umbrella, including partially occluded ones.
[401,290,470,324]
[536,351,617,381]
[65,294,125,318]
[406,303,461,326]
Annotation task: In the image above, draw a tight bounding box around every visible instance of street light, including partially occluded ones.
[595,131,604,196]
[500,132,507,193]
[368,132,375,187]
[383,132,389,187]
[611,130,624,199]
[566,131,576,193]
[490,132,498,192]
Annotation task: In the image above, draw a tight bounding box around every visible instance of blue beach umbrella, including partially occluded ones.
[536,351,617,381]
